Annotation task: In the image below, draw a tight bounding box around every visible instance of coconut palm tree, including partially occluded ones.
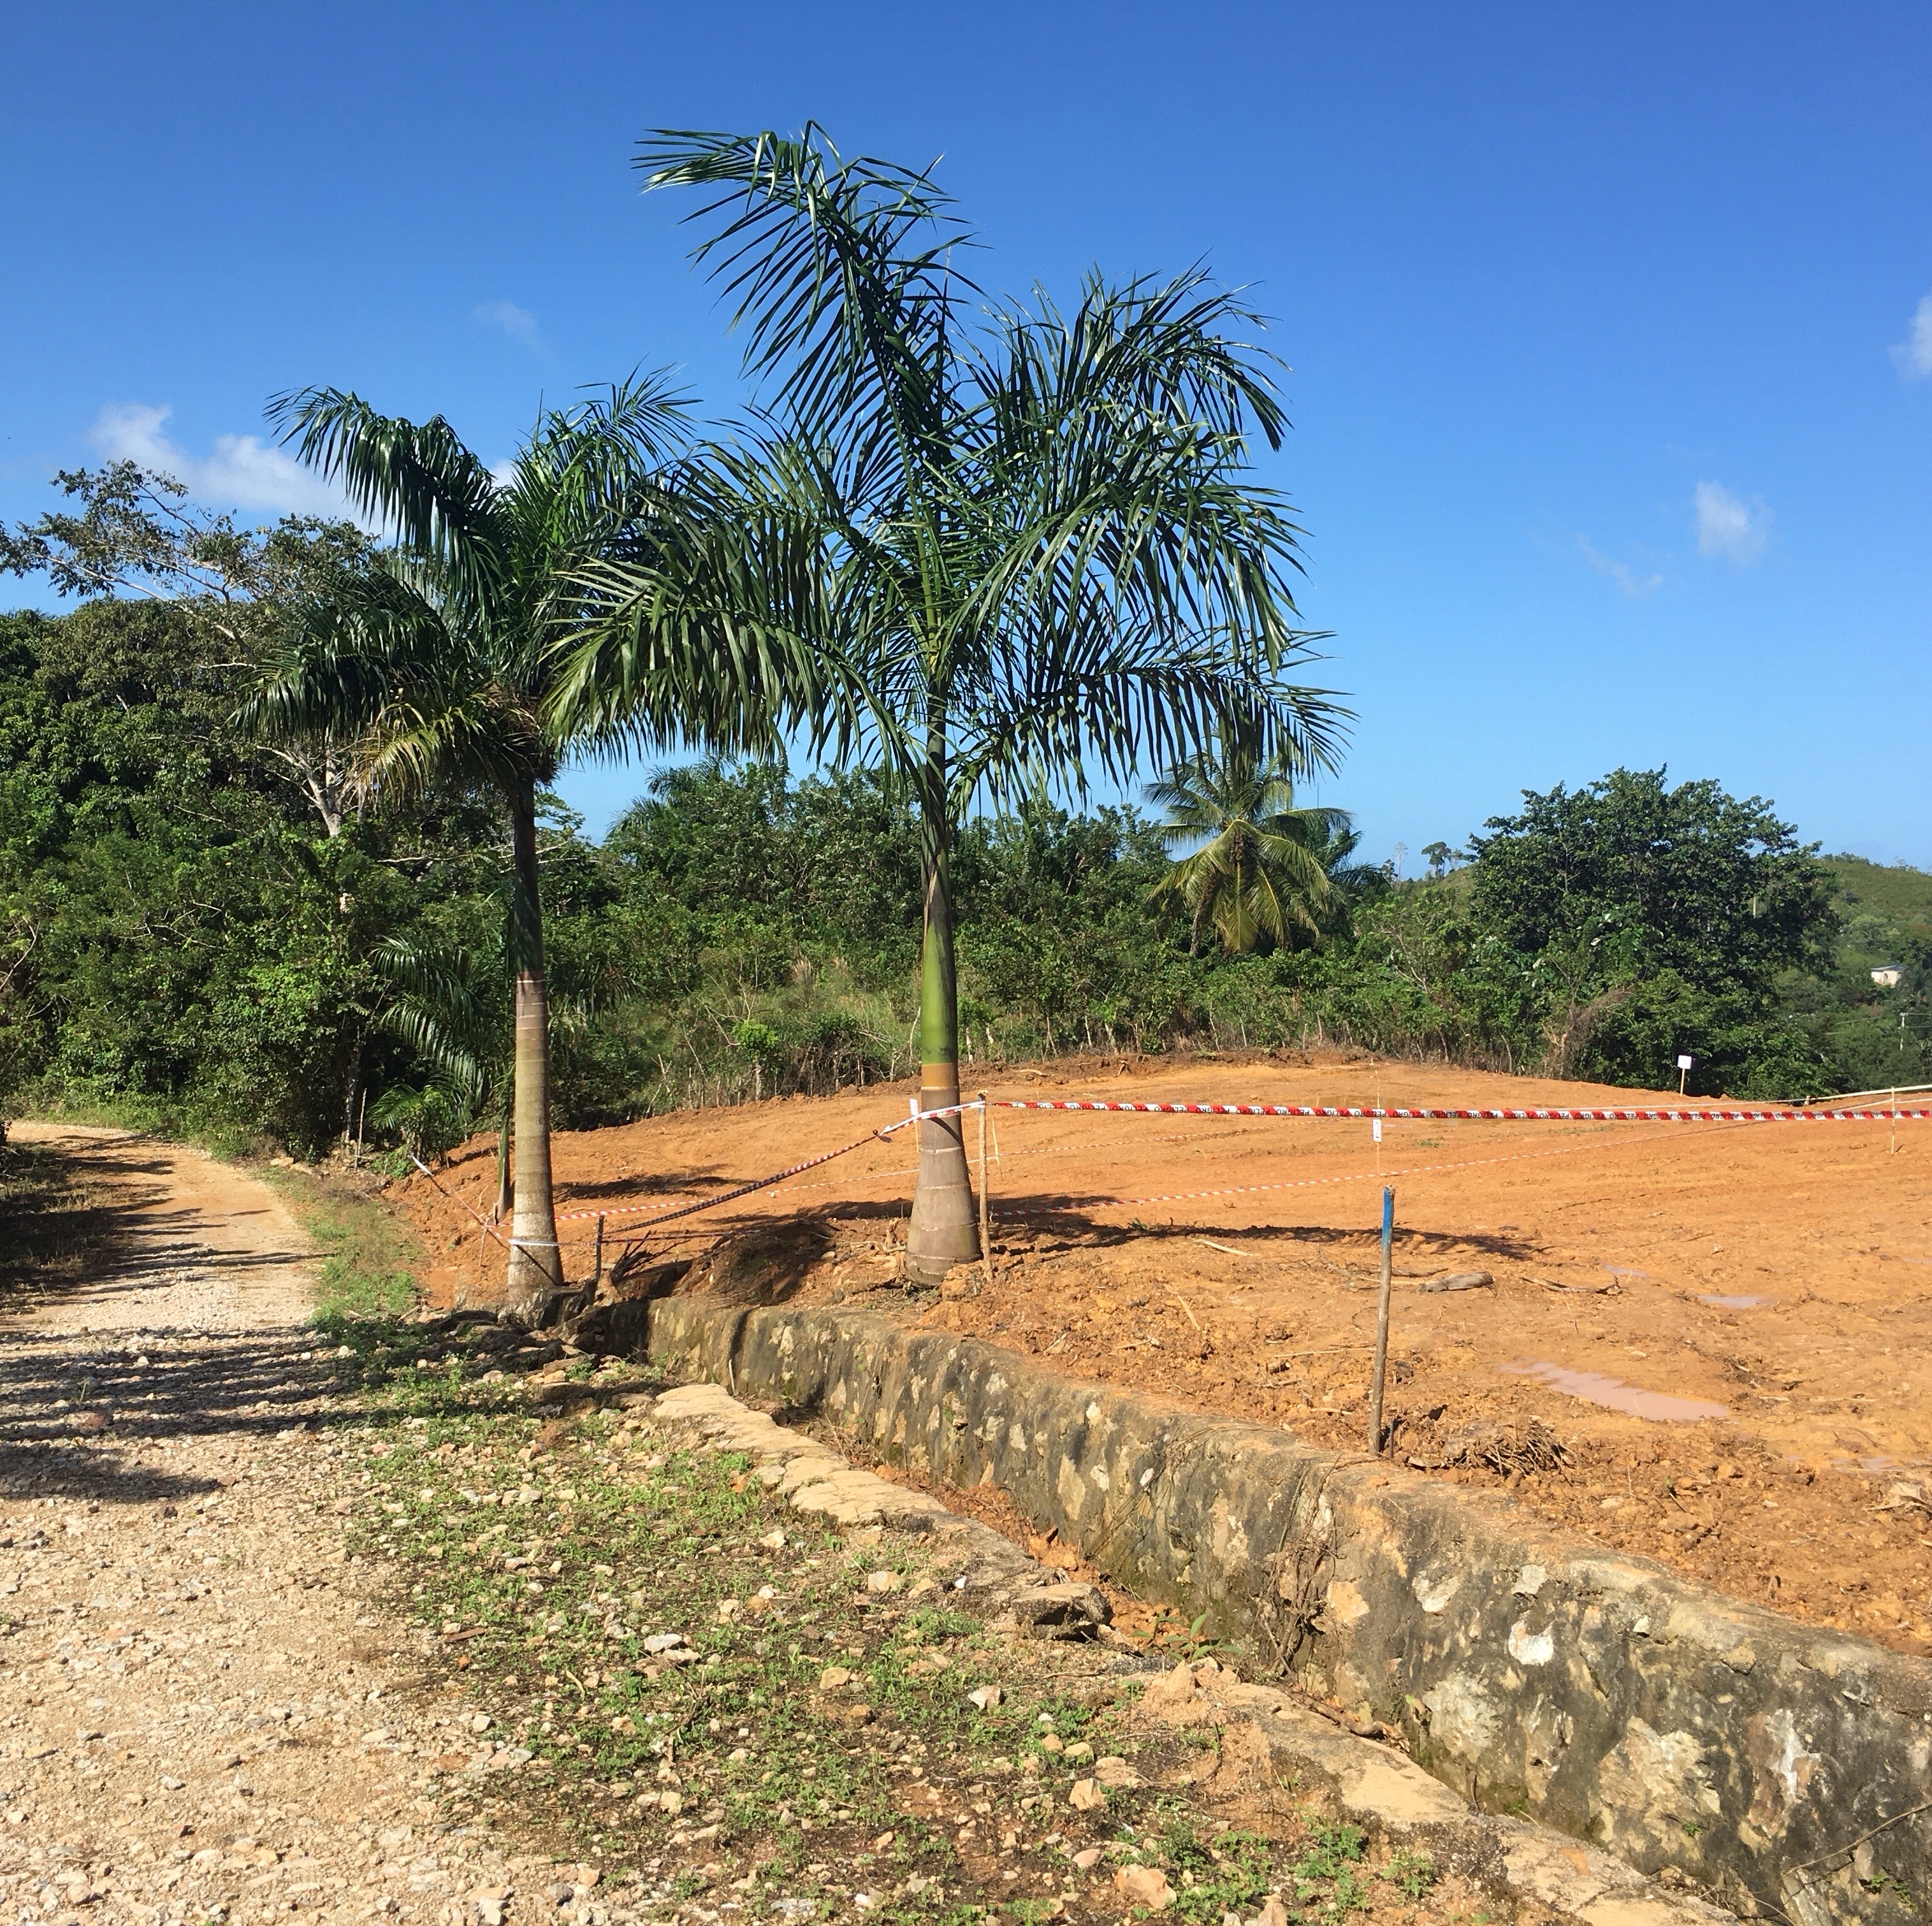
[554,127,1349,1282]
[252,375,803,1319]
[1148,732,1356,955]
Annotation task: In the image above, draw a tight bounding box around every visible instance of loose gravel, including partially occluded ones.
[0,1131,592,1926]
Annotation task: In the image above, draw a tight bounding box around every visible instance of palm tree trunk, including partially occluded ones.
[905,744,980,1285]
[492,1073,513,1221]
[503,775,560,1321]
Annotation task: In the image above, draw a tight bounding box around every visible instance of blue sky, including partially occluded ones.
[4,3,1928,867]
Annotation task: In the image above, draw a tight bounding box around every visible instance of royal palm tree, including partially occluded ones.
[252,376,802,1319]
[555,128,1349,1283]
[1149,732,1356,954]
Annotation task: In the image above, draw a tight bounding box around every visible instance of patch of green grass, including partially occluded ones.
[264,1167,421,1317]
[1292,1819,1368,1906]
[1158,1820,1277,1923]
[330,1317,1464,1921]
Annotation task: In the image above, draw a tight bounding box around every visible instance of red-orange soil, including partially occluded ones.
[396,1052,1932,1656]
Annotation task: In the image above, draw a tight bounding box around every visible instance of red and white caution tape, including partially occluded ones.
[994,1097,1930,1124]
[1094,1123,1738,1212]
[414,1086,1922,1263]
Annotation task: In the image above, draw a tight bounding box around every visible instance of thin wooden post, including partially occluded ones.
[1369,1187,1394,1456]
[977,1092,994,1293]
[592,1213,606,1290]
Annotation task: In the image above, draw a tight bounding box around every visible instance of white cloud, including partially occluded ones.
[1694,479,1772,566]
[89,402,356,521]
[1580,536,1663,599]
[474,299,543,352]
[1890,292,1932,380]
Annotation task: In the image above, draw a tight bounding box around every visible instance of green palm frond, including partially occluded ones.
[258,369,743,802]
[637,127,972,463]
[370,933,497,1106]
[267,387,511,622]
[572,139,1350,815]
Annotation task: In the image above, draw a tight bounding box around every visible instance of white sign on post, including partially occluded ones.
[1372,1118,1383,1143]
[1676,1055,1694,1071]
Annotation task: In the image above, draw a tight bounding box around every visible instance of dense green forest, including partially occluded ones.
[3,593,1925,1157]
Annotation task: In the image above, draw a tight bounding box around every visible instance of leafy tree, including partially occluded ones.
[1147,730,1351,954]
[1421,839,1453,878]
[559,127,1347,1281]
[0,600,458,1150]
[256,375,799,1317]
[2,463,376,836]
[1468,769,1836,1091]
[368,927,505,1174]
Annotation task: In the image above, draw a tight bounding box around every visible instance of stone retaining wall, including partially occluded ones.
[634,1296,1932,1925]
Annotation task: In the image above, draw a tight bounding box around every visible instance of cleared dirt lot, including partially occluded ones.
[399,1052,1932,1656]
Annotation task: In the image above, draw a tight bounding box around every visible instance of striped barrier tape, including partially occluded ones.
[982,1113,1752,1222]
[1097,1121,1742,1212]
[412,1088,1924,1262]
[992,1097,1931,1124]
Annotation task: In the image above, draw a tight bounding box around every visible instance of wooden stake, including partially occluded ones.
[977,1092,994,1293]
[1369,1187,1394,1456]
[593,1213,606,1291]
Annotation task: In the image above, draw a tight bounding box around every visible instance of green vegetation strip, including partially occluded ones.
[269,1168,421,1317]
[330,1318,1454,1923]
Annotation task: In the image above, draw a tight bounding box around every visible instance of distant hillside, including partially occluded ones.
[1823,855,1932,959]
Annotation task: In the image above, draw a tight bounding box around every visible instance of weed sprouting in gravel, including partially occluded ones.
[1379,1847,1437,1901]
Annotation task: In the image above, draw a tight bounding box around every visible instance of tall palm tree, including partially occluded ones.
[252,376,800,1319]
[1149,733,1355,955]
[555,127,1349,1283]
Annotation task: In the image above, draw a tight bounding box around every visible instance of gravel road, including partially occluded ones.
[0,1127,598,1926]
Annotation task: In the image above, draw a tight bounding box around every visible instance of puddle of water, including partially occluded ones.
[1500,1359,1729,1423]
[1604,1264,1650,1278]
[1699,1292,1775,1310]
